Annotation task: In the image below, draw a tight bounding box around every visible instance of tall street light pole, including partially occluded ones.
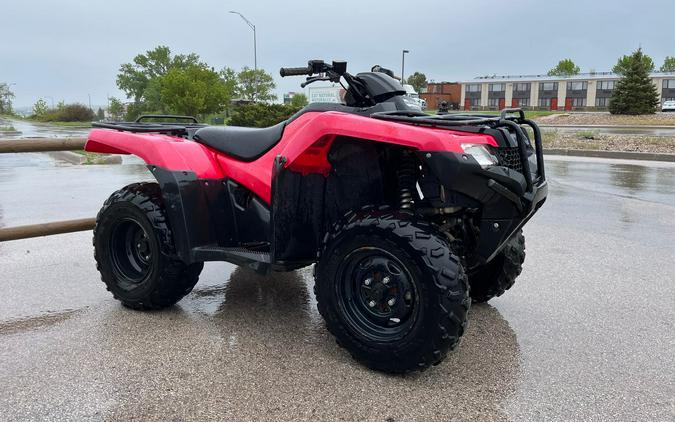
[401,49,410,85]
[229,11,257,100]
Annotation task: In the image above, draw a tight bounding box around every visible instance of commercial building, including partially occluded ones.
[458,71,675,111]
[420,82,461,110]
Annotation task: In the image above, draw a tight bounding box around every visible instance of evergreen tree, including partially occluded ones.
[609,48,660,115]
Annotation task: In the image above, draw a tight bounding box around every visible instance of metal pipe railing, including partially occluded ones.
[0,137,94,241]
[0,137,86,153]
[0,218,96,242]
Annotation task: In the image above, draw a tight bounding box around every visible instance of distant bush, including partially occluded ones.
[228,103,303,128]
[35,103,95,122]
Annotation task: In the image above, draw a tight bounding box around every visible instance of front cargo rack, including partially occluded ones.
[92,114,207,137]
[372,108,546,190]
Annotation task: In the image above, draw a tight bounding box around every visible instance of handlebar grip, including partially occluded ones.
[280,66,311,77]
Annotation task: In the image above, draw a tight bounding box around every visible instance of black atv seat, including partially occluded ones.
[193,121,286,161]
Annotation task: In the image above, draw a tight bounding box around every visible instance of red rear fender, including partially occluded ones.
[85,129,224,179]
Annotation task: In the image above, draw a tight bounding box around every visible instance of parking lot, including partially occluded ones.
[1,154,674,421]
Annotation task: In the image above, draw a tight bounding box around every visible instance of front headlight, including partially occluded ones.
[460,143,499,168]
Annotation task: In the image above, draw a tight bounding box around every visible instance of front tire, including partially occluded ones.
[94,183,203,310]
[315,209,470,373]
[468,230,525,303]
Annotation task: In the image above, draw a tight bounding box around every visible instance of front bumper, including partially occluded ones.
[418,149,547,263]
[416,112,548,263]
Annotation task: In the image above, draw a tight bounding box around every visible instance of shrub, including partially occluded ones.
[37,103,95,122]
[228,103,303,128]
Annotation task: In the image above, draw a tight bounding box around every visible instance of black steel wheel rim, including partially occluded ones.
[336,247,419,342]
[109,218,152,287]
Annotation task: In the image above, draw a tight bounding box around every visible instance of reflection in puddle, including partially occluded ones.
[608,163,650,192]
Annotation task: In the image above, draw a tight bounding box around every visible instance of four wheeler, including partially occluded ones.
[86,60,547,373]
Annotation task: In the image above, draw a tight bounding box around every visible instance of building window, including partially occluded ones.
[597,80,615,90]
[515,98,529,107]
[663,80,675,89]
[571,98,587,107]
[487,98,501,108]
[488,83,505,92]
[595,97,610,107]
[566,81,588,91]
[540,82,558,91]
[466,84,481,93]
[514,82,530,92]
[538,98,552,108]
[470,98,481,107]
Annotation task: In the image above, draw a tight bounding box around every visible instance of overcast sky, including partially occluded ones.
[2,0,673,108]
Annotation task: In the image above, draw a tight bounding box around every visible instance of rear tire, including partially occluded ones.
[315,208,470,373]
[468,230,525,303]
[93,182,203,310]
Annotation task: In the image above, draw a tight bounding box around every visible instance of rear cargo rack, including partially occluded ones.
[92,114,207,137]
[372,108,546,189]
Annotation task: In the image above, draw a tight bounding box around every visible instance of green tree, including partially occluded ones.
[159,64,231,117]
[660,56,675,72]
[290,93,308,108]
[96,107,105,121]
[0,83,15,115]
[116,45,200,103]
[32,98,49,118]
[547,59,580,76]
[108,97,125,121]
[405,72,428,93]
[613,50,655,75]
[609,48,660,115]
[236,67,277,102]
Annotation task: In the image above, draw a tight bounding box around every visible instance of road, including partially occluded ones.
[1,153,674,421]
[0,117,89,139]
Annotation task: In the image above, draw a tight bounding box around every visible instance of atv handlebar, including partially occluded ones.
[279,66,312,77]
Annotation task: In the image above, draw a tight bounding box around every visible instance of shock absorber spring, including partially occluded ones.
[397,153,417,210]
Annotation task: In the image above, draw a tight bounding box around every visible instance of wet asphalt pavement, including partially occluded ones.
[1,153,674,421]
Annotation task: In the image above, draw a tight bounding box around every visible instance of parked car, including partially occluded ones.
[662,100,675,112]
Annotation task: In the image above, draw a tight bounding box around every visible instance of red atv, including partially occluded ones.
[87,60,547,373]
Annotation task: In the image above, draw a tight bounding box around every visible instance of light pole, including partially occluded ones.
[401,49,410,85]
[229,11,256,72]
[229,11,257,100]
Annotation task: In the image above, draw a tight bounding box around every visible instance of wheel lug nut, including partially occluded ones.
[137,243,141,248]
[368,300,376,308]
[388,298,396,306]
[383,276,390,284]
[364,278,372,286]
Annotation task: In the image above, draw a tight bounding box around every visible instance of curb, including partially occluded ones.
[544,149,675,162]
[45,151,122,165]
[539,124,675,130]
